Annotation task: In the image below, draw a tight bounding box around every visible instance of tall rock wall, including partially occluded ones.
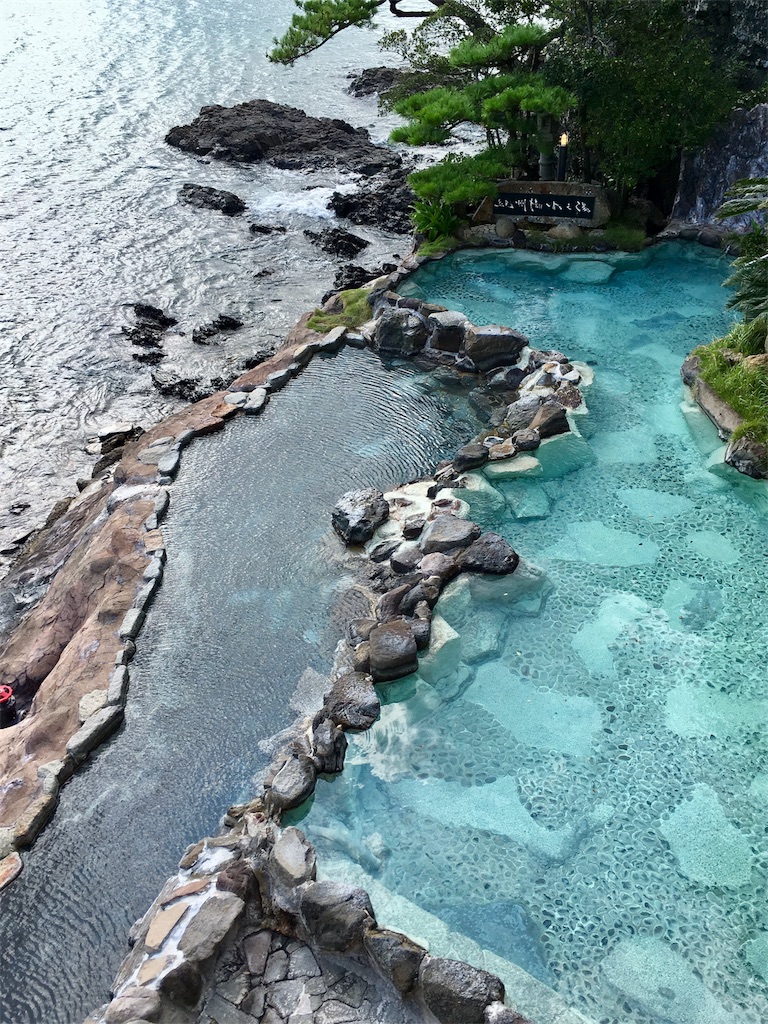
[670,104,768,227]
[687,0,768,85]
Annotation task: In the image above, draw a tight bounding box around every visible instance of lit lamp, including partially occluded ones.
[557,133,568,182]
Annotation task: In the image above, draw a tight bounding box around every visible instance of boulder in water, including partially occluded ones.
[368,620,418,682]
[464,324,528,371]
[178,183,246,216]
[304,227,369,259]
[420,957,504,1024]
[332,488,389,545]
[373,307,428,355]
[166,99,401,176]
[460,533,520,575]
[420,514,481,554]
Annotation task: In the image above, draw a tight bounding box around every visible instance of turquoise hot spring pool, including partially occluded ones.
[294,242,768,1024]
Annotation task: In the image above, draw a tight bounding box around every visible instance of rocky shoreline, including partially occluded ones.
[0,243,596,1023]
[1,90,760,1016]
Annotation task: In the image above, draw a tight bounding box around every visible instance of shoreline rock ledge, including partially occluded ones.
[165,99,402,177]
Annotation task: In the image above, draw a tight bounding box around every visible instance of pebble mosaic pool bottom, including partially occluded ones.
[296,244,768,1024]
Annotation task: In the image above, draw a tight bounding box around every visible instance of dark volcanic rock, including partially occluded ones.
[427,310,467,353]
[420,957,504,1024]
[166,99,402,176]
[122,324,164,348]
[304,227,370,258]
[453,443,488,473]
[269,755,317,810]
[332,488,389,545]
[364,928,426,995]
[150,367,230,402]
[132,303,177,328]
[132,349,165,365]
[725,435,768,479]
[322,262,398,303]
[325,671,380,730]
[368,620,418,682]
[249,222,287,235]
[374,306,428,355]
[420,514,481,554]
[464,324,528,371]
[330,169,415,234]
[178,183,246,216]
[460,534,519,575]
[529,398,570,439]
[300,881,375,953]
[192,314,244,344]
[511,427,540,451]
[347,66,405,97]
[505,394,542,432]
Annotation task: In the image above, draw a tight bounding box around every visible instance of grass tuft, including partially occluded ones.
[694,316,768,444]
[415,235,461,258]
[307,288,372,333]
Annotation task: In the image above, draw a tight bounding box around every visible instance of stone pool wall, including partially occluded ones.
[82,268,595,1024]
[0,245,600,1023]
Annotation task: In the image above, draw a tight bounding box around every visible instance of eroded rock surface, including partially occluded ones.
[166,99,402,176]
[332,489,389,545]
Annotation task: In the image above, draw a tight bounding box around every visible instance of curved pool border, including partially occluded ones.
[0,237,740,1024]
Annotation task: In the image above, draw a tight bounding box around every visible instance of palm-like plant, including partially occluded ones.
[717,178,768,334]
[716,177,768,220]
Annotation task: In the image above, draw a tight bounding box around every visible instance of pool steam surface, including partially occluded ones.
[298,244,768,1024]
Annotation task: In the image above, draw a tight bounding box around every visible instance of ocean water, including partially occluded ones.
[298,244,768,1024]
[0,348,480,1024]
[0,0,404,572]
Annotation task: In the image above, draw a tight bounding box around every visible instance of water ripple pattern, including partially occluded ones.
[0,0,403,567]
[300,244,768,1024]
[0,348,478,1024]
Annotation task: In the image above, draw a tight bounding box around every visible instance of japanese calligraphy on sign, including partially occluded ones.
[493,193,595,220]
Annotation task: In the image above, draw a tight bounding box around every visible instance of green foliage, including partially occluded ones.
[408,149,512,205]
[307,288,372,332]
[544,0,737,193]
[269,0,382,64]
[716,177,768,220]
[601,222,646,252]
[411,200,462,241]
[448,23,550,70]
[737,225,768,260]
[723,254,768,322]
[696,331,768,444]
[390,29,575,152]
[416,234,462,257]
[715,178,768,323]
[714,316,768,358]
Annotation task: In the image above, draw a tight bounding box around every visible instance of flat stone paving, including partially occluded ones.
[200,927,426,1024]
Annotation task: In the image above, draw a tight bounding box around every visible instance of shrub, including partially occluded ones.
[602,222,646,252]
[412,200,462,242]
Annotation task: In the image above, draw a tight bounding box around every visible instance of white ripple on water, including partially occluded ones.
[0,0,406,565]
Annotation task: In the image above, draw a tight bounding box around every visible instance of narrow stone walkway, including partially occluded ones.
[199,926,425,1024]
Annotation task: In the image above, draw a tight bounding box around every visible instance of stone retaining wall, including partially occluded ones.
[73,265,597,1024]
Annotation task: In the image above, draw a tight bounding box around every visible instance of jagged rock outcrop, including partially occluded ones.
[671,104,768,226]
[166,99,402,176]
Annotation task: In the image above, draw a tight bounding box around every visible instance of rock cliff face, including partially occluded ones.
[687,0,768,86]
[671,104,768,226]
